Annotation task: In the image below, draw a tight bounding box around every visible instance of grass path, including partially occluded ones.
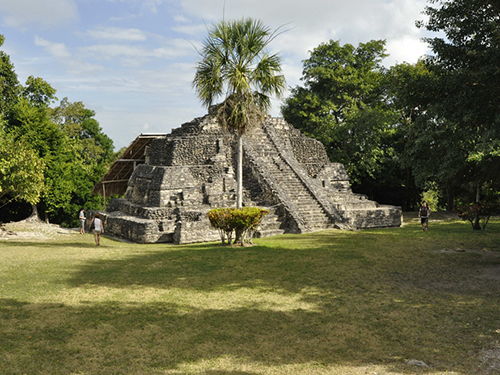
[0,214,499,374]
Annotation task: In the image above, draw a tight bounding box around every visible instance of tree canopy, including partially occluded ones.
[281,1,500,211]
[281,40,405,204]
[193,18,286,208]
[412,0,500,205]
[0,124,44,206]
[0,34,115,226]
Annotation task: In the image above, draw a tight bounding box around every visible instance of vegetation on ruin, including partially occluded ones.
[0,213,499,374]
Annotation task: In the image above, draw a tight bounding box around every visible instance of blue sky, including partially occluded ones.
[0,0,431,150]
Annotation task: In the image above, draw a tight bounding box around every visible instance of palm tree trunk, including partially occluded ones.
[236,135,243,209]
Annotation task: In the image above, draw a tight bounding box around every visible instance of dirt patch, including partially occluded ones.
[480,342,500,373]
[432,249,500,281]
[0,220,77,240]
[480,267,500,281]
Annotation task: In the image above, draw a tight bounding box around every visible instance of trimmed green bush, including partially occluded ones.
[207,207,269,245]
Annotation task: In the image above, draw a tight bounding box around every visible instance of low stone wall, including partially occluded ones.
[347,206,403,229]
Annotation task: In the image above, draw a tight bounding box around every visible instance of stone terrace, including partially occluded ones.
[100,115,402,244]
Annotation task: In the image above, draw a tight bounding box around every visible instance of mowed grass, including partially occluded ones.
[1,214,499,375]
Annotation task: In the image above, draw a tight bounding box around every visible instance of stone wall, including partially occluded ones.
[102,115,402,244]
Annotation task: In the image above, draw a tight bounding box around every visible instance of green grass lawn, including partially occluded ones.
[1,214,499,374]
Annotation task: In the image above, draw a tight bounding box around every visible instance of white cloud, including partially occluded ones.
[34,36,72,58]
[172,23,207,37]
[87,26,149,42]
[174,14,190,23]
[81,44,148,60]
[33,36,104,75]
[174,0,430,67]
[4,0,435,150]
[385,36,429,65]
[0,0,79,28]
[79,38,194,65]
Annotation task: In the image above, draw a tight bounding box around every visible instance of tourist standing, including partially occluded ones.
[89,213,104,246]
[79,208,86,234]
[418,202,431,231]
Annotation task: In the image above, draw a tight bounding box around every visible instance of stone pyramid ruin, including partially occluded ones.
[100,115,402,244]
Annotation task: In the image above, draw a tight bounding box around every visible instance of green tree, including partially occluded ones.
[52,98,114,163]
[0,35,115,226]
[0,35,20,116]
[7,93,78,222]
[193,18,286,208]
[281,40,402,204]
[0,123,44,207]
[51,98,115,222]
[22,75,57,108]
[8,91,113,225]
[416,0,500,204]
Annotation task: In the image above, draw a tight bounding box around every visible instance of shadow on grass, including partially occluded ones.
[1,221,499,374]
[1,291,495,375]
[65,242,368,292]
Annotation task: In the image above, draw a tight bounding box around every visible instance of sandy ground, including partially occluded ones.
[0,219,77,240]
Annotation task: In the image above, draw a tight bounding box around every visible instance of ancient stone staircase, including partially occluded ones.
[244,126,334,232]
[100,115,401,244]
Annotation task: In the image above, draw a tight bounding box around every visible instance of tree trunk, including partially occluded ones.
[236,135,243,209]
[447,190,454,211]
[473,213,481,230]
[25,204,43,222]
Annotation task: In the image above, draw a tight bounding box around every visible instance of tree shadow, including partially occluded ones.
[66,241,367,292]
[2,226,499,374]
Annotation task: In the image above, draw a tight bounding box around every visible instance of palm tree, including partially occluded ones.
[193,18,286,208]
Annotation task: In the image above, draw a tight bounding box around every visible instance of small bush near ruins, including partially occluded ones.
[207,207,269,246]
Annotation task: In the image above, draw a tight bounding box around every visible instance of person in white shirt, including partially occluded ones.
[79,208,86,234]
[90,213,104,246]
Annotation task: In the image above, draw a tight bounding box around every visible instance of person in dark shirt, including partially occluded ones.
[418,202,431,231]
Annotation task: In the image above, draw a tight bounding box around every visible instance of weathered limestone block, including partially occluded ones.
[315,164,352,193]
[173,210,220,244]
[125,165,199,207]
[102,115,402,244]
[346,206,403,229]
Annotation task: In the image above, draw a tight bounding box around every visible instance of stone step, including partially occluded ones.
[254,229,286,238]
[293,198,325,206]
[335,201,379,210]
[245,129,333,229]
[302,214,331,222]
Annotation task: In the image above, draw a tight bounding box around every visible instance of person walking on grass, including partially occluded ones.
[89,213,104,246]
[419,201,431,231]
[79,208,86,234]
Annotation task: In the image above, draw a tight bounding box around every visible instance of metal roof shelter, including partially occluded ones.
[92,133,166,200]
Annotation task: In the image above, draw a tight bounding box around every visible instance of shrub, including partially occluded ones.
[207,208,234,245]
[207,207,269,246]
[456,201,500,230]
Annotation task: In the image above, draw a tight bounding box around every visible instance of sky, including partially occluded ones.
[0,0,433,150]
